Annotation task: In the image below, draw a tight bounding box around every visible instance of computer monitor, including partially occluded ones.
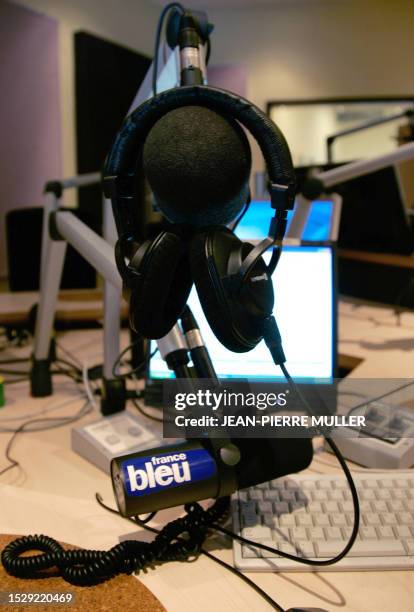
[297,162,414,253]
[301,200,339,242]
[147,245,336,384]
[335,166,414,255]
[235,199,340,243]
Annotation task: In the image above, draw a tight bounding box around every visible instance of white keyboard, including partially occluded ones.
[232,472,414,571]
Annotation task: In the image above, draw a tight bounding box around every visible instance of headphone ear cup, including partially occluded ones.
[190,227,274,352]
[129,231,192,339]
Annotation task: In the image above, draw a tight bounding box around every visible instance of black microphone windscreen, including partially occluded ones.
[235,438,313,490]
[143,106,252,226]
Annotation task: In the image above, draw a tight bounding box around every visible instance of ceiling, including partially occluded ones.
[153,0,326,8]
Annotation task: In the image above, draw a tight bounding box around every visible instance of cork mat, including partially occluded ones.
[0,535,165,612]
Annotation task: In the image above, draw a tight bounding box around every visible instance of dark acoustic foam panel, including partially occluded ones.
[75,31,151,224]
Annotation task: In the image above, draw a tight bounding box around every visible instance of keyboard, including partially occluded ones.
[232,471,414,571]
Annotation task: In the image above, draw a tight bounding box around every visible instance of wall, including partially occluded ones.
[0,1,61,278]
[10,0,159,205]
[207,0,414,174]
[8,0,414,193]
[270,102,413,167]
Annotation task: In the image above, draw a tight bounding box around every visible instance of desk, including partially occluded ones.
[0,289,128,325]
[338,297,414,377]
[0,300,414,612]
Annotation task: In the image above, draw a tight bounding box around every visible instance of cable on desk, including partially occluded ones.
[94,493,284,611]
[3,493,285,610]
[0,399,92,478]
[2,323,362,607]
[345,379,414,416]
[131,398,176,424]
[0,356,82,382]
[2,497,230,586]
[112,342,158,380]
[0,395,86,425]
[1,369,80,388]
[214,319,360,567]
[209,359,358,567]
[0,368,30,376]
[55,340,84,369]
[0,358,30,365]
[2,377,30,386]
[131,397,163,422]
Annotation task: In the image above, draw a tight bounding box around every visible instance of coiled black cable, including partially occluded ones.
[2,497,229,586]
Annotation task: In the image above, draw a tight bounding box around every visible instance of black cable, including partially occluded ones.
[55,341,83,370]
[55,358,82,375]
[2,497,230,588]
[152,2,185,97]
[346,379,414,415]
[95,494,283,611]
[134,512,158,525]
[205,36,211,64]
[190,324,360,567]
[52,361,83,383]
[0,358,30,365]
[0,353,82,382]
[211,435,360,567]
[1,321,358,604]
[131,397,176,424]
[230,194,251,232]
[112,343,158,380]
[2,352,361,573]
[3,377,30,386]
[95,493,158,526]
[131,397,163,422]
[0,400,91,478]
[267,247,282,276]
[0,365,81,383]
[199,548,283,612]
[112,340,140,378]
[394,275,414,321]
[0,368,30,376]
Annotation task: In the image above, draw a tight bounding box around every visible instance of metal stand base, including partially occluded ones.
[101,378,127,416]
[30,357,53,397]
[32,176,124,414]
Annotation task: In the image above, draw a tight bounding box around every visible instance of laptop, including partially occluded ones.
[148,245,336,382]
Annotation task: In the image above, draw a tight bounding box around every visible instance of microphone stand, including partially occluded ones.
[30,7,212,412]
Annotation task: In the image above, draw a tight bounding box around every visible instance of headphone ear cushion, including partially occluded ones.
[190,228,274,352]
[191,230,240,351]
[129,231,192,338]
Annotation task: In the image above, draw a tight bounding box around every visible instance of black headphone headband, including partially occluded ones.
[103,85,296,236]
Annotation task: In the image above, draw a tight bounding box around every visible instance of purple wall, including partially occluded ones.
[208,64,248,98]
[0,1,62,278]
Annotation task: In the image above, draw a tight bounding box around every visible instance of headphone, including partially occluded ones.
[103,85,296,353]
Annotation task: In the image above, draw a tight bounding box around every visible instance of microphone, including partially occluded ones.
[111,436,313,516]
[143,105,251,226]
[178,12,204,86]
[157,324,192,380]
[111,439,235,516]
[180,305,218,382]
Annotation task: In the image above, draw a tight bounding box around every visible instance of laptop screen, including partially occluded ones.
[149,245,335,381]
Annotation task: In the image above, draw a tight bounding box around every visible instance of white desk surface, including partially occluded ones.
[0,298,413,612]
